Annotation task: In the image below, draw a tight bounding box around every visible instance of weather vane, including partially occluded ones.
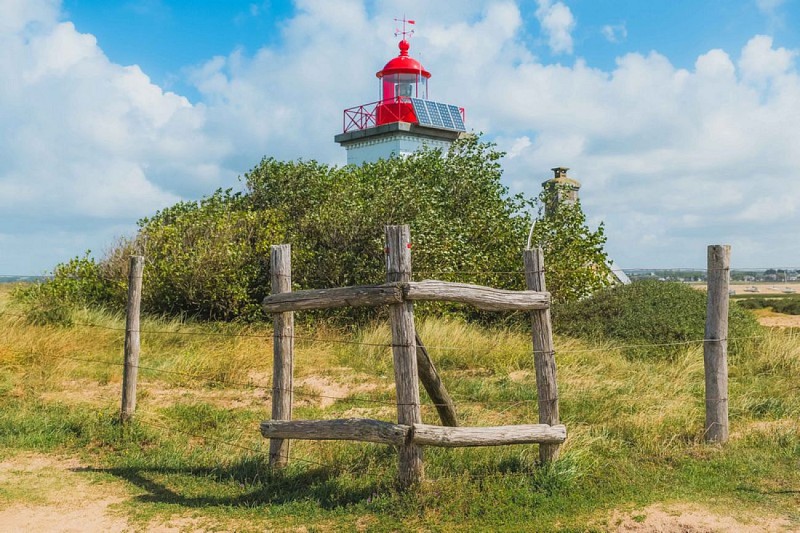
[394,16,415,40]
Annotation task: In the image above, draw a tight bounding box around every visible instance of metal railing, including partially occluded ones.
[342,96,412,133]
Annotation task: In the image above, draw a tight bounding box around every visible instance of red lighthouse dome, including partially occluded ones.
[378,39,431,79]
[335,20,466,166]
[375,39,430,125]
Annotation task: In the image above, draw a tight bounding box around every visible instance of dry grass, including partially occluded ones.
[1,282,799,530]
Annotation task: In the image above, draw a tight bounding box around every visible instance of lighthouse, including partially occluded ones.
[334,21,467,165]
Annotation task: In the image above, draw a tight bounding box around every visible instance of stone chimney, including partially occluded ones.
[542,166,581,216]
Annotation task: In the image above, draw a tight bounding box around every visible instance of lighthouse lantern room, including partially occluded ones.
[335,20,466,165]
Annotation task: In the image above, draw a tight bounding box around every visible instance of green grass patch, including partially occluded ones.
[1,311,799,530]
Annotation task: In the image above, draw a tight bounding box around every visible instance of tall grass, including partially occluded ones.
[1,284,799,530]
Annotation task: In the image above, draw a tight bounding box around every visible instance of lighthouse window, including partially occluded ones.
[396,83,413,97]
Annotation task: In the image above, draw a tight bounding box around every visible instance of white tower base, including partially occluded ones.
[335,122,463,166]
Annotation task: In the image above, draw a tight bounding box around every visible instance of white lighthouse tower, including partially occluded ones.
[334,20,467,165]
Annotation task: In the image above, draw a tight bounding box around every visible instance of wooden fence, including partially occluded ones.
[117,233,732,487]
[259,225,564,487]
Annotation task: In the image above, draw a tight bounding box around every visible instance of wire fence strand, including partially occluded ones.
[133,414,335,471]
[133,413,549,482]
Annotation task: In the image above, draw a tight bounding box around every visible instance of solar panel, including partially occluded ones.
[437,103,454,129]
[424,100,444,127]
[409,98,466,132]
[448,105,466,131]
[410,98,430,124]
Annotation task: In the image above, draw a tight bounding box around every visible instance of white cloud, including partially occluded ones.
[474,35,800,267]
[756,0,785,14]
[0,0,233,272]
[756,0,787,30]
[3,0,800,273]
[535,0,576,55]
[739,34,796,82]
[507,136,532,158]
[601,23,627,44]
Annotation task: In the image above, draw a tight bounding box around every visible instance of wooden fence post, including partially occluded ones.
[415,333,458,427]
[270,244,294,467]
[704,244,730,443]
[121,255,144,424]
[523,247,560,463]
[386,225,424,487]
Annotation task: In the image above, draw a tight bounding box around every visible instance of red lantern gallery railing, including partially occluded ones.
[342,97,467,133]
[343,97,409,133]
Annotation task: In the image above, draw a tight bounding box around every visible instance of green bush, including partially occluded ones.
[119,190,286,321]
[245,136,533,295]
[17,136,613,322]
[13,253,123,325]
[527,185,612,303]
[736,296,800,315]
[552,279,761,360]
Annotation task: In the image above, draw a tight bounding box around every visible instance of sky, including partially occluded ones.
[2,0,800,275]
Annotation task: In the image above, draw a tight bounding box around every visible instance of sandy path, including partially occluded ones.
[0,453,204,533]
[612,504,797,532]
[755,310,800,328]
[0,453,131,532]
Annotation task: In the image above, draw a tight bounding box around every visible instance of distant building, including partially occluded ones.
[542,167,581,216]
[540,167,630,285]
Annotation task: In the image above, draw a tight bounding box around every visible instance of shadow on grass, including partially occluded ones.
[75,455,393,509]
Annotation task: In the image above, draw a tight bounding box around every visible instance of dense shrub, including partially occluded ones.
[110,190,286,320]
[245,136,533,295]
[736,296,800,315]
[17,136,613,322]
[527,186,612,303]
[553,279,761,360]
[13,254,123,325]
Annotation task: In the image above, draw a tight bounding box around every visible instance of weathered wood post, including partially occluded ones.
[121,255,144,424]
[270,244,294,467]
[704,244,730,443]
[523,247,560,463]
[415,334,458,427]
[386,225,424,486]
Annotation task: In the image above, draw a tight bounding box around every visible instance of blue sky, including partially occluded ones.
[61,1,797,97]
[2,0,800,274]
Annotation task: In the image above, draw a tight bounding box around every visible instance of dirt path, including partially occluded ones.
[0,453,205,533]
[611,504,797,532]
[0,453,131,532]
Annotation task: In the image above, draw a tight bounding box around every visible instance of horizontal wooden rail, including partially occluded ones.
[263,282,549,313]
[263,285,403,313]
[260,418,567,447]
[403,281,550,311]
[412,423,566,447]
[261,418,407,445]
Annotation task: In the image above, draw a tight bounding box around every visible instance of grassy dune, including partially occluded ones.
[0,284,799,531]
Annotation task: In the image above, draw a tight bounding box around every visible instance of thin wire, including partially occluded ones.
[411,266,796,276]
[4,307,775,352]
[139,413,556,482]
[0,308,777,356]
[135,414,544,482]
[3,267,800,281]
[15,331,772,409]
[0,311,393,345]
[134,416,334,470]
